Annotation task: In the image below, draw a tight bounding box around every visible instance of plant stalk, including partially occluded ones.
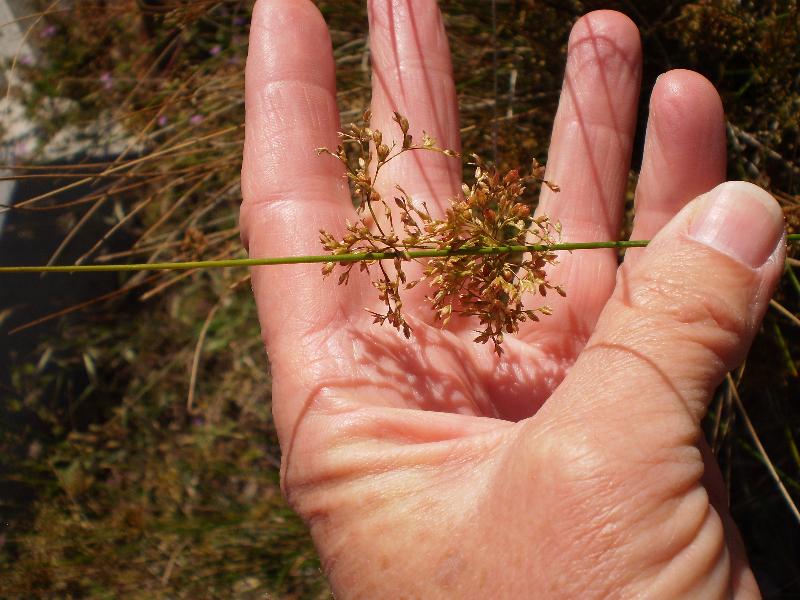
[2,234,799,273]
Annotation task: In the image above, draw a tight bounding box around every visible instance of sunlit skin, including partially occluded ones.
[240,1,785,597]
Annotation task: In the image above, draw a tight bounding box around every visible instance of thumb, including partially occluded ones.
[548,181,785,446]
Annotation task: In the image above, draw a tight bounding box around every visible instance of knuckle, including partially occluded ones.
[613,257,757,369]
[629,271,743,335]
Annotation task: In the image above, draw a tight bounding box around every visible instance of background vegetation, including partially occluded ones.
[0,0,798,597]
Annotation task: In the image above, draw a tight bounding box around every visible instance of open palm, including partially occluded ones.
[241,1,783,597]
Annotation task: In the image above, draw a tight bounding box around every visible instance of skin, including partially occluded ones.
[240,2,786,598]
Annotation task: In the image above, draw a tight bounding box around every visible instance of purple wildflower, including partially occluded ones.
[158,115,169,127]
[210,44,222,57]
[189,114,204,126]
[13,139,33,160]
[39,24,57,38]
[99,71,113,91]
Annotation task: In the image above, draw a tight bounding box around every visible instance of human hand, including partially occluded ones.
[240,1,785,597]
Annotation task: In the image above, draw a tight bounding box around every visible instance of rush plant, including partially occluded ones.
[317,112,563,352]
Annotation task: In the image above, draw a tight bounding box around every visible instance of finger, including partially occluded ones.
[367,0,461,216]
[626,70,726,267]
[530,11,641,340]
[523,182,782,596]
[240,0,361,350]
[547,181,785,453]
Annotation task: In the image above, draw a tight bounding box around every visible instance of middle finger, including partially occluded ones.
[527,11,642,343]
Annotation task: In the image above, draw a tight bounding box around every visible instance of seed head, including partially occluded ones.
[316,113,562,353]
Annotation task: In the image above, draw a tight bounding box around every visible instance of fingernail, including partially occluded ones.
[688,181,784,268]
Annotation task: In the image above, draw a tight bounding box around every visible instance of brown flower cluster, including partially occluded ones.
[318,113,563,354]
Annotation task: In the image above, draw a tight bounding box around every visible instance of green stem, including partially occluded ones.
[785,261,800,297]
[2,234,799,273]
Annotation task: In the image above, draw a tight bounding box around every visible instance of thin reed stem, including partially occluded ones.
[1,234,799,273]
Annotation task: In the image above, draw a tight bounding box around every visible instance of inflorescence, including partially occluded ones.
[318,112,563,354]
